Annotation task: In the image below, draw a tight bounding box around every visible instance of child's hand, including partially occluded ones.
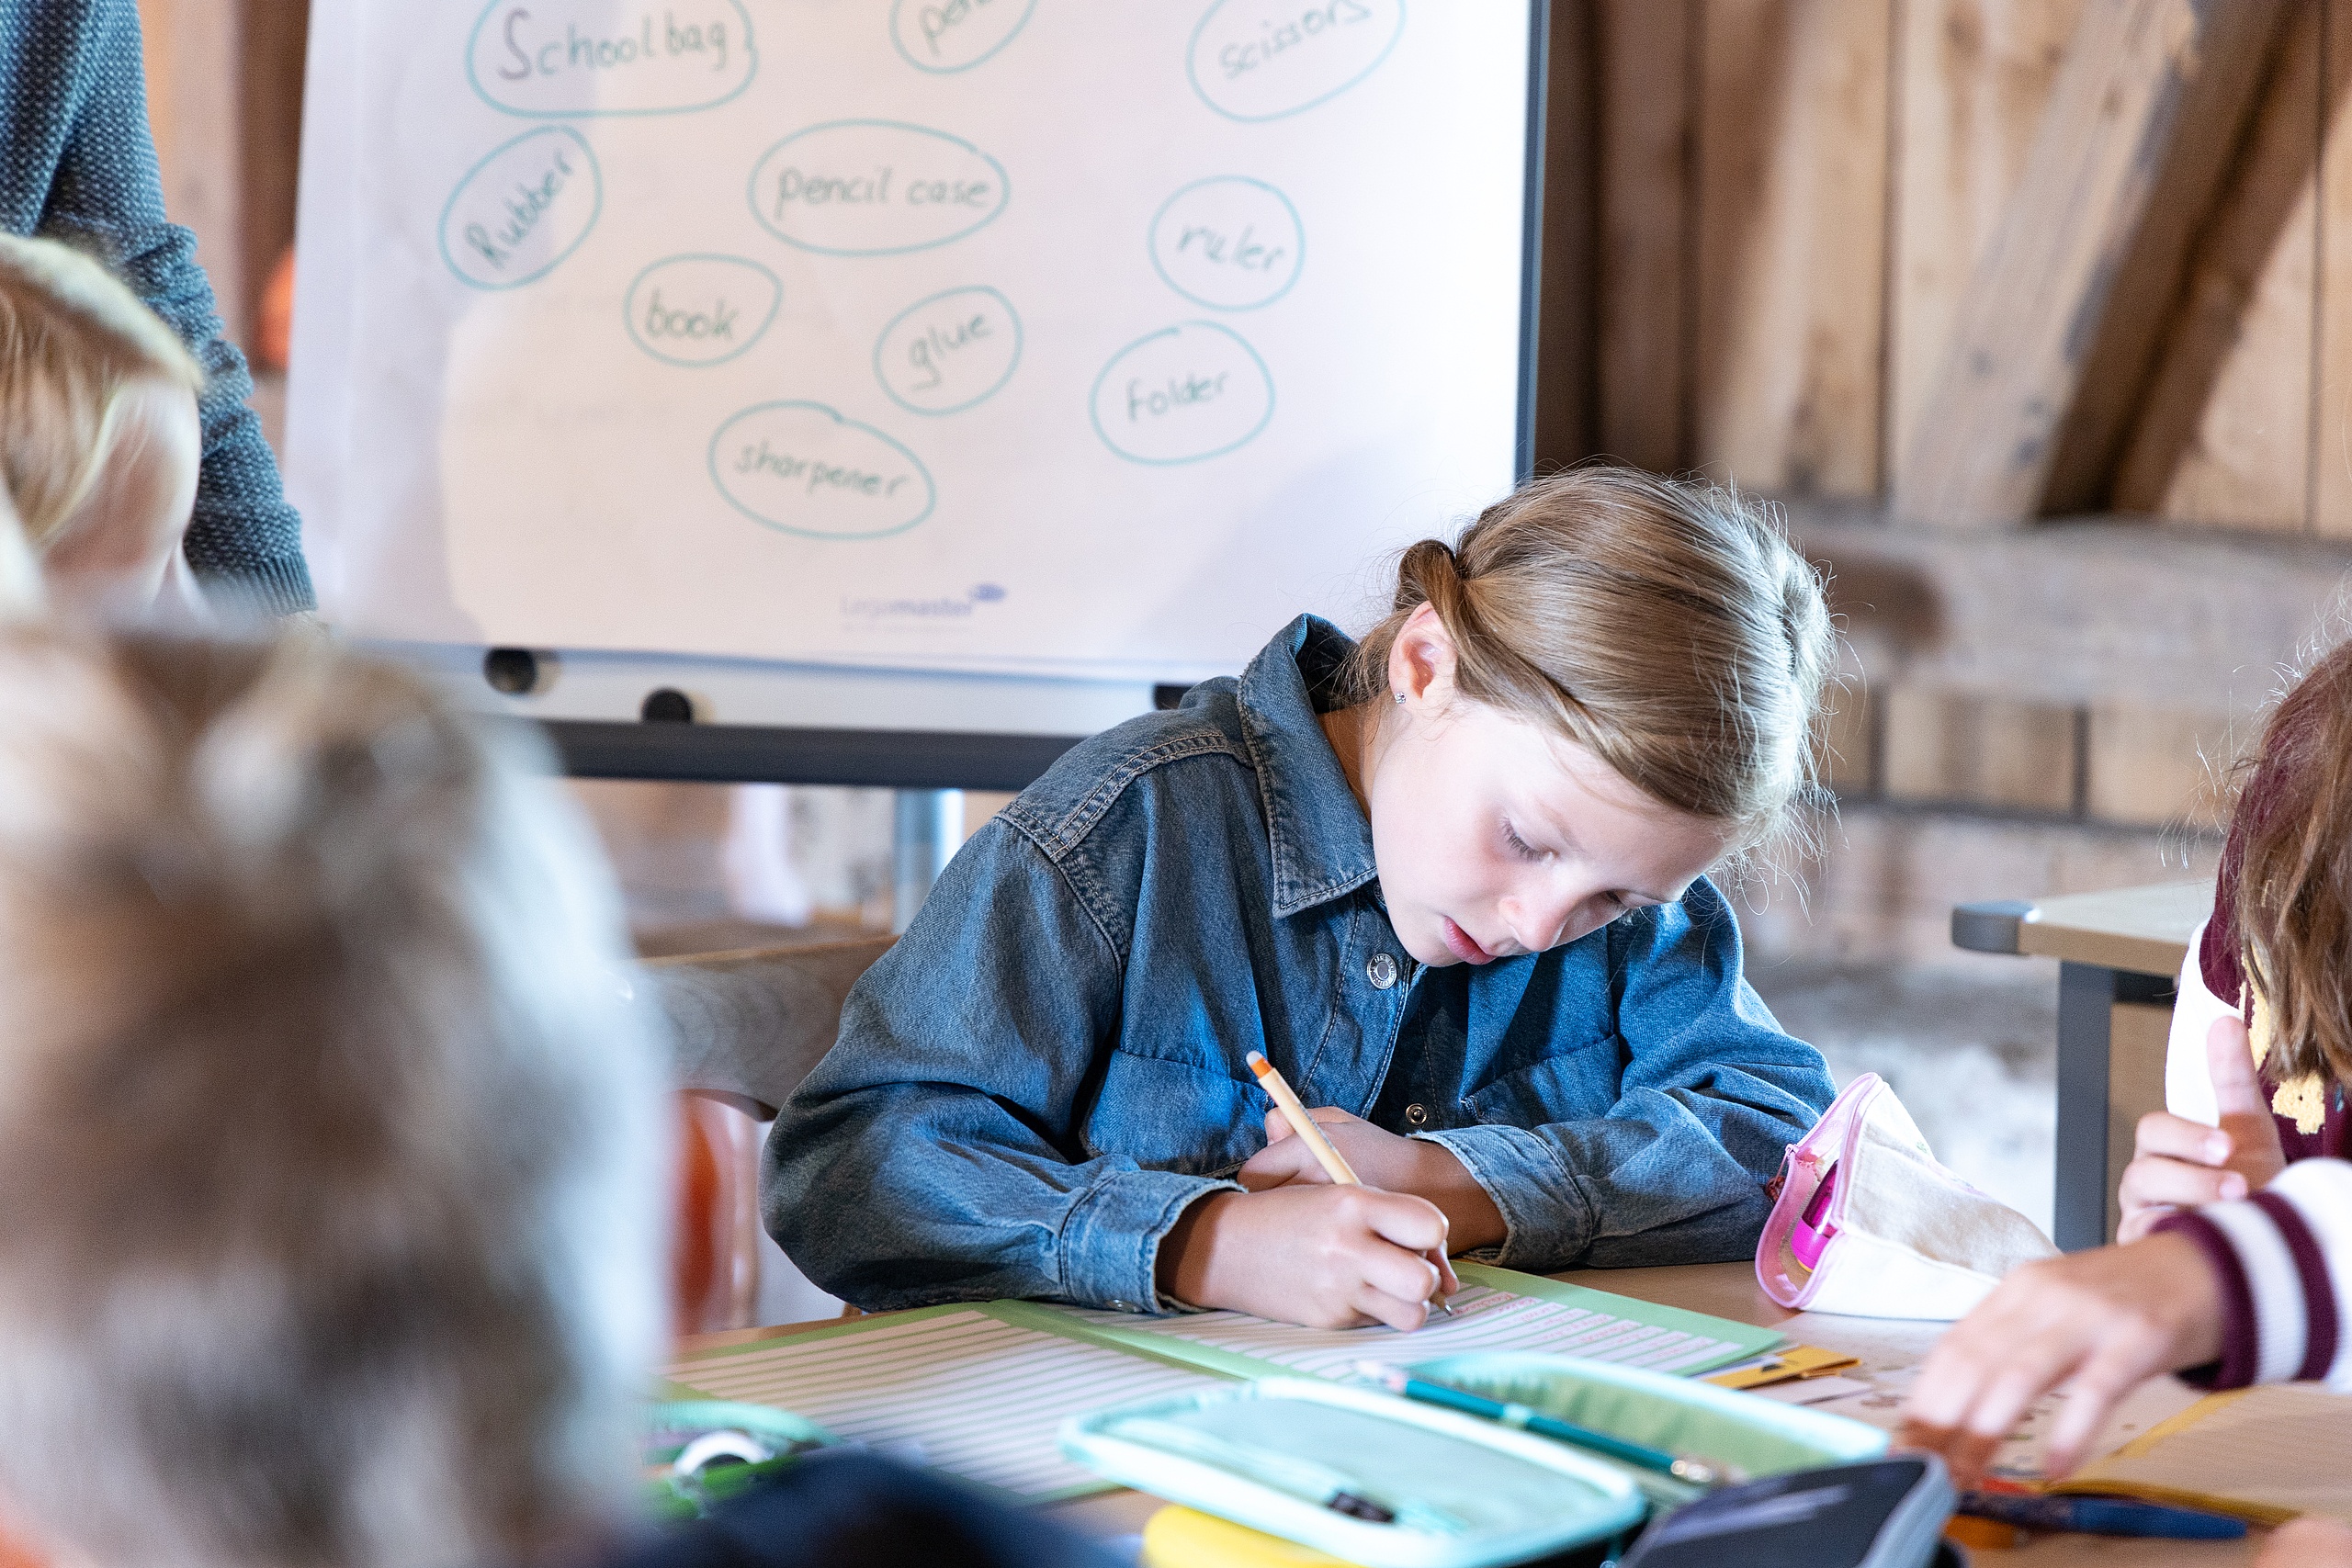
[1241,1106,1508,1252]
[2260,1517,2352,1567]
[1154,1186,1459,1331]
[1897,1231,2222,1486]
[1242,1106,1424,1190]
[2117,1016,2287,1242]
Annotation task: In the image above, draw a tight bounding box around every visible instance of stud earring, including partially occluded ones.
[1393,691,1407,705]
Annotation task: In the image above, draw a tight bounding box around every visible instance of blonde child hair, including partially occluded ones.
[0,626,667,1568]
[1347,467,1836,849]
[0,234,204,553]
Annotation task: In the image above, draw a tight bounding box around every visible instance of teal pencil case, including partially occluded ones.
[1401,1352,1888,1506]
[1061,1377,1648,1568]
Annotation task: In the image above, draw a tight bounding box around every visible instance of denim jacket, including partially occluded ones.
[767,617,1836,1313]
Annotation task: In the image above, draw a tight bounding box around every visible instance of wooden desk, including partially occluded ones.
[684,1261,2252,1564]
[1955,880,2211,1251]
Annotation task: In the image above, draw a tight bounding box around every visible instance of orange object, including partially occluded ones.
[255,245,296,373]
[1945,1515,2025,1551]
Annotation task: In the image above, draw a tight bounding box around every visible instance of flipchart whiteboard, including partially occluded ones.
[287,1,1539,761]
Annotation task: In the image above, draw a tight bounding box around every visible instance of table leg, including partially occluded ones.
[2055,962,2115,1252]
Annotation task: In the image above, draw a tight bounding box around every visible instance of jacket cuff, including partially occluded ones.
[1415,1124,1593,1269]
[2153,1210,2261,1388]
[192,554,317,616]
[1057,1168,1238,1314]
[2153,1177,2350,1389]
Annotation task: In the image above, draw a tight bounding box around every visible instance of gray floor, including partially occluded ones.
[1747,956,2061,1237]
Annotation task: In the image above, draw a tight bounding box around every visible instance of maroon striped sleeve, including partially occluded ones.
[2251,1190,2339,1382]
[2154,1211,2259,1389]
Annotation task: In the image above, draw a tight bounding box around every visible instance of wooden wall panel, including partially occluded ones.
[1894,0,2290,525]
[1887,0,2083,491]
[1532,2,1601,473]
[2084,703,2236,828]
[2113,5,2324,533]
[1692,0,1892,498]
[2315,0,2352,536]
[1881,688,2078,814]
[1596,0,1695,472]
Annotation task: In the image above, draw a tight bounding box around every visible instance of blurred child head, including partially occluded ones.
[0,235,204,606]
[0,628,670,1568]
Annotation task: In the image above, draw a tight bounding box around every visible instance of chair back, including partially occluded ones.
[648,934,893,1332]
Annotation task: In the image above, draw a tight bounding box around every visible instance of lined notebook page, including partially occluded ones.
[1067,1280,1762,1378]
[663,1309,1224,1501]
[2063,1383,2352,1524]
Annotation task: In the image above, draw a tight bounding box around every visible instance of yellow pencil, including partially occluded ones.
[1244,1051,1451,1317]
[1246,1051,1360,1185]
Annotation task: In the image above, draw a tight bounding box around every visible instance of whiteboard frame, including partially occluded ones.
[300,3,1555,788]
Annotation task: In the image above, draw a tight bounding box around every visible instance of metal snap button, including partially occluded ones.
[1366,953,1398,989]
[1406,1102,1430,1127]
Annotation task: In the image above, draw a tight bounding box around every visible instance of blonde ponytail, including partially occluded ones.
[1351,467,1834,845]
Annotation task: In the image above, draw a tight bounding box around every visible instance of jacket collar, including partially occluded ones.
[1238,616,1382,917]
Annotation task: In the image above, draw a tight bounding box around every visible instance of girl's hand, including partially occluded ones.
[2117,1016,2288,1242]
[1897,1231,2222,1486]
[2259,1518,2352,1567]
[1240,1106,1508,1252]
[1154,1186,1459,1330]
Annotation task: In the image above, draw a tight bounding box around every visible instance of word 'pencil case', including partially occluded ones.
[1061,1377,1645,1568]
[1400,1352,1887,1507]
[1757,1070,2056,1319]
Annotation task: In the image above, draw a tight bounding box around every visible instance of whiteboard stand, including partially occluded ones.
[891,789,966,931]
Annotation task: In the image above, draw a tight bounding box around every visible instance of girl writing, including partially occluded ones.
[1905,639,2352,1568]
[771,468,1841,1330]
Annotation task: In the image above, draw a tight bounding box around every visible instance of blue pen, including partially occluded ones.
[1960,1490,2246,1540]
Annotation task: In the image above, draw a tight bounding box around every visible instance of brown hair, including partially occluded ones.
[0,234,204,551]
[2227,639,2352,1088]
[1349,467,1835,845]
[0,627,666,1568]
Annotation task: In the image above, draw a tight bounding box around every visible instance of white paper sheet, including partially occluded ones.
[663,1308,1224,1500]
[1067,1281,1774,1380]
[290,2,1531,681]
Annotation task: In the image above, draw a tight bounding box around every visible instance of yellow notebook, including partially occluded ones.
[1141,1506,1362,1568]
[2052,1383,2352,1526]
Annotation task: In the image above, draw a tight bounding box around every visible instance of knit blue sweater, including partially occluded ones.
[2,0,313,612]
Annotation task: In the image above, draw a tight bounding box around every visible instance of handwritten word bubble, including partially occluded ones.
[1149,177,1304,310]
[624,254,780,367]
[874,287,1023,415]
[439,127,604,289]
[889,0,1037,73]
[1188,0,1405,122]
[1091,321,1274,465]
[710,401,936,539]
[748,120,1009,256]
[468,1,758,117]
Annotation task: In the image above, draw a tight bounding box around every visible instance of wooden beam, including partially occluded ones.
[2112,1,2324,532]
[1532,0,1601,472]
[1692,0,1893,499]
[1787,505,2352,714]
[1887,0,2086,491]
[1594,0,1695,472]
[1893,0,2290,526]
